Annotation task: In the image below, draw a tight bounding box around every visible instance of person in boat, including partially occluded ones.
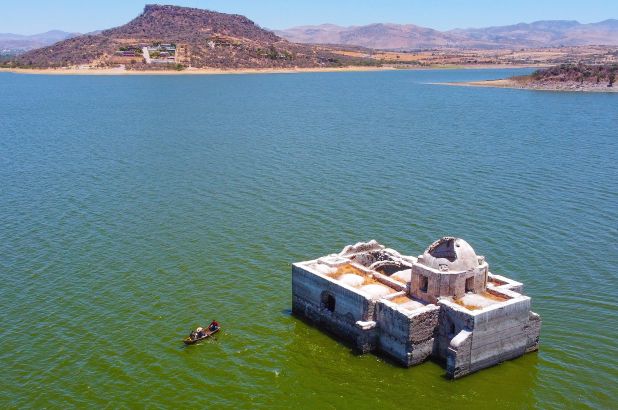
[196,327,205,338]
[208,320,219,331]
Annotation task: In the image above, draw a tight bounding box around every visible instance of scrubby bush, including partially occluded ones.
[531,63,618,87]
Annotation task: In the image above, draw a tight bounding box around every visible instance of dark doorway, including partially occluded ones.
[322,292,336,312]
[449,322,456,337]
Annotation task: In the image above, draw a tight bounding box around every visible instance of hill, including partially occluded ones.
[276,19,618,50]
[0,31,79,53]
[276,23,455,49]
[10,5,366,69]
[449,20,618,49]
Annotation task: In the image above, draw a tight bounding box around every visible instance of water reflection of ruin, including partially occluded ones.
[292,237,541,378]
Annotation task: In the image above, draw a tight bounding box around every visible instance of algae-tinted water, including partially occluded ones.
[1,69,616,408]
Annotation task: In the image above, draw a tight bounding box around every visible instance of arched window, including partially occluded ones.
[321,291,336,312]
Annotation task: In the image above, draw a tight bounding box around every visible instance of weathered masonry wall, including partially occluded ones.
[292,263,374,321]
[375,301,440,366]
[468,297,532,375]
[411,262,489,304]
[436,300,475,362]
[292,263,376,351]
[441,294,541,379]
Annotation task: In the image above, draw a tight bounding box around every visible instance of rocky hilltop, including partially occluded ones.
[10,5,363,69]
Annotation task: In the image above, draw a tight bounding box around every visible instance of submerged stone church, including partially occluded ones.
[292,237,541,378]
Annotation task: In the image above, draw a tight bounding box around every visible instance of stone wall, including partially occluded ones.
[292,263,374,320]
[373,272,406,292]
[467,297,532,375]
[524,311,542,352]
[292,263,377,351]
[439,295,539,378]
[488,273,524,293]
[436,300,475,360]
[408,305,441,365]
[411,262,488,304]
[375,301,439,366]
[446,329,473,378]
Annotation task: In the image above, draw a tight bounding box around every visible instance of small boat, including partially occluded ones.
[183,326,220,345]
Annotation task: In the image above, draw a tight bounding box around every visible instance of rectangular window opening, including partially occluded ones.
[420,275,428,293]
[465,277,474,293]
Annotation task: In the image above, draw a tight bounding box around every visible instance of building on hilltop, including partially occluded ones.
[292,237,541,379]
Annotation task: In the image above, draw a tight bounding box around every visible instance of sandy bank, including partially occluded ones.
[0,66,396,76]
[0,64,543,76]
[436,78,618,93]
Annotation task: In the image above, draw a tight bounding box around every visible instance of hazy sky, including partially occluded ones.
[2,0,617,35]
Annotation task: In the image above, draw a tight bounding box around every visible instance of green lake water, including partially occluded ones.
[0,69,616,408]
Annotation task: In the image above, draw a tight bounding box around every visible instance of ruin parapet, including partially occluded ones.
[292,237,541,379]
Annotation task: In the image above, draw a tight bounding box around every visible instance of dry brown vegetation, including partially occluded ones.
[324,45,618,68]
[515,63,618,90]
[7,5,374,70]
[532,63,617,84]
[5,5,617,72]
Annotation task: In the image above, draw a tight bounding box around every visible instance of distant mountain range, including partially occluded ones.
[5,7,618,69]
[10,5,358,69]
[0,30,80,52]
[275,19,618,50]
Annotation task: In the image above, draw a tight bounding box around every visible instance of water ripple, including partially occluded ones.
[0,70,616,408]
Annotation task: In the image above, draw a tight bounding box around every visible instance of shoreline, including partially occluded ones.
[0,64,541,76]
[0,66,394,76]
[435,78,618,93]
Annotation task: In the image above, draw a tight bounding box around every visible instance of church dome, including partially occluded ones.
[419,237,479,272]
